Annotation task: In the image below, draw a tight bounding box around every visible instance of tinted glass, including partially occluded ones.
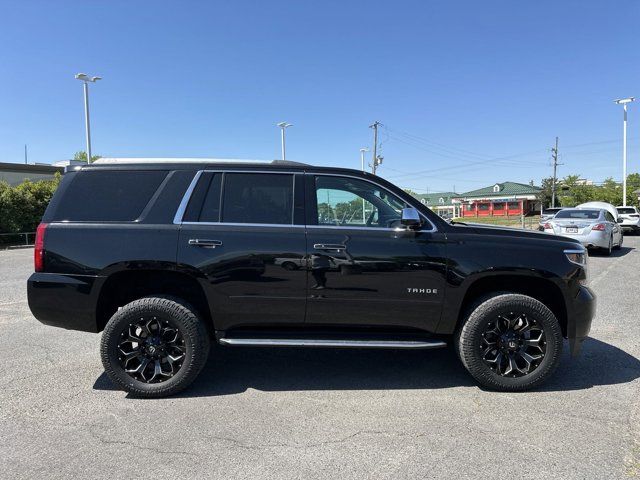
[315,176,408,228]
[222,173,293,224]
[52,170,167,221]
[542,208,562,215]
[617,207,636,214]
[555,209,600,220]
[199,174,222,222]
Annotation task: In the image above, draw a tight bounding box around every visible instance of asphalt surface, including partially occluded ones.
[1,240,639,479]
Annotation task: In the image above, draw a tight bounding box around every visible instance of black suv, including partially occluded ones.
[28,160,595,397]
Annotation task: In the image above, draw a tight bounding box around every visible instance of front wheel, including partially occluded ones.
[456,293,563,391]
[100,296,210,398]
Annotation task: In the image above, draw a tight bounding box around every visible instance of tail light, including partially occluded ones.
[543,222,552,229]
[34,222,48,272]
[591,223,606,231]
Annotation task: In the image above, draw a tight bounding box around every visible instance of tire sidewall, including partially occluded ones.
[100,297,209,397]
[458,294,563,391]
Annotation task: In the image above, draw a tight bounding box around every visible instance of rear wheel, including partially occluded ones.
[604,235,613,256]
[456,293,563,391]
[614,232,623,250]
[100,296,210,398]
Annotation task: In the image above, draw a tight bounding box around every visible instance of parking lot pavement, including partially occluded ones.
[1,240,639,480]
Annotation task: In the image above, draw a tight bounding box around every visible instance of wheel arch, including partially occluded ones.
[454,274,568,337]
[95,269,213,335]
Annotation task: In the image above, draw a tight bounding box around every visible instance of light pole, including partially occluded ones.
[359,147,369,172]
[75,73,101,163]
[277,122,293,160]
[359,148,369,223]
[614,97,635,206]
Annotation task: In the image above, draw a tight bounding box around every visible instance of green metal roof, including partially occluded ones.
[457,182,541,198]
[412,191,458,207]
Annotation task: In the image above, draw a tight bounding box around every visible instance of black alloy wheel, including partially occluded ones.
[456,293,563,391]
[480,312,546,377]
[117,317,186,383]
[101,296,210,398]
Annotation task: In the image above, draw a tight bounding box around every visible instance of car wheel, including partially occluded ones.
[614,233,623,250]
[456,293,563,391]
[281,262,298,271]
[100,296,210,398]
[604,235,613,256]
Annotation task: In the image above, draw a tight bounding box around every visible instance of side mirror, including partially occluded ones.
[401,208,422,228]
[617,218,624,224]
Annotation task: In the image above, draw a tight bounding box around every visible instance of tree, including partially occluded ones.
[73,151,102,163]
[0,173,61,235]
[537,177,555,207]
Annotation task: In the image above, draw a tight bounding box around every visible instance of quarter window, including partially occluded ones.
[314,176,408,228]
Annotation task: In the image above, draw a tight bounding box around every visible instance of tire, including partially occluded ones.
[456,293,563,391]
[604,236,613,256]
[614,232,623,250]
[281,262,298,271]
[100,296,210,398]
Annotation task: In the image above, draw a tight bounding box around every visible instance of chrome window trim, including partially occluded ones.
[173,170,204,224]
[173,169,437,233]
[181,221,306,228]
[309,172,437,233]
[173,169,298,226]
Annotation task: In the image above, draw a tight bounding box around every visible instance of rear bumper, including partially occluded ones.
[554,230,610,249]
[566,285,596,356]
[27,272,101,333]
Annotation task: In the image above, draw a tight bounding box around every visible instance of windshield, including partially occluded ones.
[617,207,636,214]
[554,209,600,220]
[542,208,562,215]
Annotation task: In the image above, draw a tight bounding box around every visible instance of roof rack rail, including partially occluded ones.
[270,160,309,166]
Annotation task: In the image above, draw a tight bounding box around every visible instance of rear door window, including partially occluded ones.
[221,173,294,225]
[51,170,167,222]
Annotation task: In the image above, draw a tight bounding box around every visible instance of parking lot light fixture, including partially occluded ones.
[277,122,293,161]
[614,97,635,206]
[75,73,102,163]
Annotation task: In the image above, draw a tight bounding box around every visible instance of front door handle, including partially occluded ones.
[313,243,346,251]
[188,239,223,248]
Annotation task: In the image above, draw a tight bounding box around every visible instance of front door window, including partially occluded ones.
[314,176,408,229]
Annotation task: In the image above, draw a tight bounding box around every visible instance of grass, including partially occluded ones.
[453,215,541,230]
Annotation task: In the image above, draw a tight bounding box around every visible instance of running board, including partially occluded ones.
[218,338,447,349]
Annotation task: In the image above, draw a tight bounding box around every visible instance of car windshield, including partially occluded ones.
[542,208,562,215]
[554,209,600,220]
[617,207,636,214]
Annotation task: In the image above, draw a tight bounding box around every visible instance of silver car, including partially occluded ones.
[543,208,623,255]
[538,207,564,231]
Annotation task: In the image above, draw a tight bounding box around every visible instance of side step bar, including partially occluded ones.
[218,338,447,349]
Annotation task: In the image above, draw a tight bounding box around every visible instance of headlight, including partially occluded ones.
[565,247,588,284]
[564,248,587,266]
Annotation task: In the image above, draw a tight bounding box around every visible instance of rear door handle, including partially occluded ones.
[313,243,346,251]
[188,239,223,248]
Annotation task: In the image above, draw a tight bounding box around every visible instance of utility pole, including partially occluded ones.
[369,121,383,174]
[551,137,562,208]
[24,144,27,164]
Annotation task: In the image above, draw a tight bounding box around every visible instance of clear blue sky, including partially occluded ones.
[1,0,638,193]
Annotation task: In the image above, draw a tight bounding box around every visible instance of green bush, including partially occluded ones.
[0,173,61,235]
